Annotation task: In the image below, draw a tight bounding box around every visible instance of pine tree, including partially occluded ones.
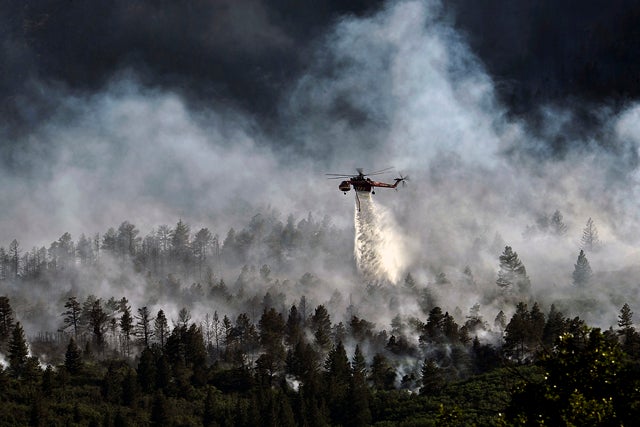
[76,233,94,265]
[119,302,133,356]
[8,322,29,378]
[231,312,259,362]
[504,302,531,362]
[423,306,445,343]
[618,303,634,333]
[88,299,108,348]
[192,228,212,279]
[117,221,140,258]
[311,305,332,350]
[441,313,460,342]
[0,247,8,280]
[348,345,371,427]
[496,246,531,294]
[420,358,445,396]
[64,338,83,374]
[529,302,546,351]
[154,310,169,349]
[8,239,20,279]
[184,323,207,384]
[0,296,14,342]
[617,303,640,357]
[581,217,600,252]
[572,249,593,287]
[171,219,190,259]
[464,303,486,333]
[543,304,567,347]
[550,210,568,236]
[369,353,396,390]
[136,306,154,348]
[62,296,82,339]
[324,341,350,426]
[285,305,302,346]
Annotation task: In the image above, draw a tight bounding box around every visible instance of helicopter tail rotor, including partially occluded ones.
[395,173,409,189]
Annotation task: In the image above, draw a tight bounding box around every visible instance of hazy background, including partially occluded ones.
[3,0,640,331]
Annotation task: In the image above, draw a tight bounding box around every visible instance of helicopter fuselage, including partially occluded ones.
[338,175,400,194]
[328,168,406,212]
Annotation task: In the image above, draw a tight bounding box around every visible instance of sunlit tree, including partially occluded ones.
[508,328,640,425]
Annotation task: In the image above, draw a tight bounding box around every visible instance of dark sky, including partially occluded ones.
[1,1,385,132]
[3,0,640,147]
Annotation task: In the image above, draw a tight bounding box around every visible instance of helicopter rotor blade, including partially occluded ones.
[367,166,395,176]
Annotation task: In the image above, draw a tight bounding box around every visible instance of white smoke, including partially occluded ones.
[354,191,409,284]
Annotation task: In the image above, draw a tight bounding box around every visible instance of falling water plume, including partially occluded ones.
[354,192,407,285]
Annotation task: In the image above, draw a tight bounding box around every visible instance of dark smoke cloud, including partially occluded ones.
[4,1,640,156]
[446,0,640,149]
[1,0,384,139]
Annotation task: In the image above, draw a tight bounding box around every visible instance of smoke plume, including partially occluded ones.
[3,0,640,336]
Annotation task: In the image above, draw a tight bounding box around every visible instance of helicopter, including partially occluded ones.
[326,167,407,211]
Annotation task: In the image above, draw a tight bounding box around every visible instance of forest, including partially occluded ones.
[0,211,639,426]
[6,0,640,425]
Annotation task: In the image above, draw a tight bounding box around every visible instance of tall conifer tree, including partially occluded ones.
[8,322,28,378]
[573,249,592,287]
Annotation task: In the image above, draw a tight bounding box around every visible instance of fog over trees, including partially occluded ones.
[1,210,640,424]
